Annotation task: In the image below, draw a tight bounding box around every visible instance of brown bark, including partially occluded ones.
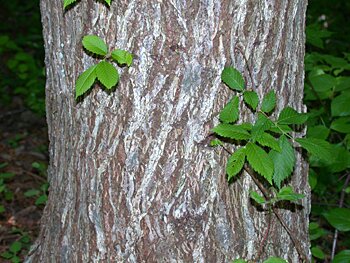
[27,0,310,262]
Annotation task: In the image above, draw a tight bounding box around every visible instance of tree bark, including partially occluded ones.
[27,0,310,262]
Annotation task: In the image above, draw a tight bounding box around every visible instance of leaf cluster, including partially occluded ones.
[76,35,133,98]
[213,66,317,205]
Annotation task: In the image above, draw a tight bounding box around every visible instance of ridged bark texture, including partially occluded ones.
[27,0,310,262]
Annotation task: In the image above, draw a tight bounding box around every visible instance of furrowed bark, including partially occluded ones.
[27,0,310,262]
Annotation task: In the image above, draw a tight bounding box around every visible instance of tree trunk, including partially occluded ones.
[27,0,310,262]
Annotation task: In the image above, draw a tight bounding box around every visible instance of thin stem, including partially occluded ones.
[234,45,256,90]
[331,172,350,261]
[244,165,308,262]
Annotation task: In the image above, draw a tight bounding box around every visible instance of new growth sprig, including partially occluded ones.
[75,35,133,99]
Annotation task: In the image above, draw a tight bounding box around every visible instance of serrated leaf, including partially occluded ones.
[243,91,259,110]
[263,257,287,263]
[256,132,281,152]
[226,147,246,180]
[221,67,245,91]
[63,0,77,9]
[269,136,295,188]
[246,143,274,184]
[278,107,308,125]
[323,208,350,231]
[251,113,273,142]
[268,124,293,134]
[111,49,133,66]
[261,90,276,113]
[250,191,266,204]
[96,61,119,89]
[240,123,253,130]
[276,186,305,202]
[311,246,325,259]
[82,35,108,56]
[333,250,350,263]
[9,241,21,253]
[75,64,97,98]
[219,96,239,123]
[296,138,333,162]
[212,124,251,140]
[104,0,111,5]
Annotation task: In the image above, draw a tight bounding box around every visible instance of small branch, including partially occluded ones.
[234,45,256,90]
[244,165,308,262]
[255,211,273,261]
[219,147,308,261]
[331,172,350,261]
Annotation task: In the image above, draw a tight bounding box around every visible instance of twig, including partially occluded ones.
[331,172,350,261]
[221,146,308,261]
[255,211,273,261]
[245,165,308,262]
[234,45,256,90]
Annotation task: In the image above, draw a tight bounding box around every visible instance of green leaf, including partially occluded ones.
[256,132,281,152]
[63,0,77,9]
[75,64,97,98]
[296,138,333,162]
[251,113,273,142]
[335,77,350,92]
[0,205,5,213]
[232,260,247,263]
[209,139,223,147]
[261,90,276,113]
[226,147,246,180]
[276,186,304,202]
[269,136,295,189]
[221,67,245,91]
[323,208,350,231]
[1,251,13,259]
[331,91,350,117]
[277,107,308,125]
[9,241,21,253]
[96,61,119,89]
[307,125,330,139]
[24,189,40,197]
[331,117,350,133]
[0,172,15,180]
[309,222,326,240]
[243,91,259,110]
[250,191,266,204]
[268,124,292,134]
[104,0,111,5]
[311,246,325,259]
[246,143,274,184]
[111,49,133,66]
[212,124,251,140]
[82,35,108,56]
[325,145,350,173]
[333,250,350,263]
[309,73,336,93]
[219,96,239,123]
[11,255,20,263]
[263,257,287,263]
[35,195,48,206]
